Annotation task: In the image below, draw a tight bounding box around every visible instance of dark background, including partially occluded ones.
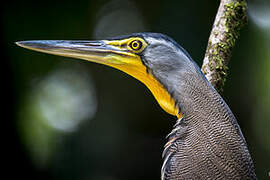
[2,0,270,179]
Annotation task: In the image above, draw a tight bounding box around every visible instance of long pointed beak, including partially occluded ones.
[16,40,135,65]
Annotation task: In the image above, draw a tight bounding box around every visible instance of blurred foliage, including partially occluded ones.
[2,0,270,179]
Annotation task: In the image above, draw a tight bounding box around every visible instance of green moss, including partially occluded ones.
[225,1,247,42]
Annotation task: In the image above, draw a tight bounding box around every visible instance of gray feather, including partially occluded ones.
[141,33,256,179]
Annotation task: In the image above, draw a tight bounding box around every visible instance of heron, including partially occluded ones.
[16,32,256,179]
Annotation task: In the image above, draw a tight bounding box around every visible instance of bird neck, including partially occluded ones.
[167,70,216,119]
[153,66,217,121]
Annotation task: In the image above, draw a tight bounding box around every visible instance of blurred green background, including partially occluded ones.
[2,0,270,179]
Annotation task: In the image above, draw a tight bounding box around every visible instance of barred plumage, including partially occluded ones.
[160,72,256,179]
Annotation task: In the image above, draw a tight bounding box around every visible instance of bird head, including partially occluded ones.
[16,33,196,118]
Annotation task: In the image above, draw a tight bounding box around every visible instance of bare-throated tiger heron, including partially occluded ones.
[16,33,256,179]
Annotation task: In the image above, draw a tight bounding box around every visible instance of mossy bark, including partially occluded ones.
[201,0,247,93]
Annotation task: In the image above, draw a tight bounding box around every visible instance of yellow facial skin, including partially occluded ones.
[16,37,181,118]
[102,37,180,117]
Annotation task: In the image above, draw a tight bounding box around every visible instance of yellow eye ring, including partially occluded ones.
[129,40,143,51]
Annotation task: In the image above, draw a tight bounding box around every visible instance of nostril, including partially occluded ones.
[70,41,104,47]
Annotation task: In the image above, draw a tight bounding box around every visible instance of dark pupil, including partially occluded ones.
[131,40,142,50]
[133,42,138,47]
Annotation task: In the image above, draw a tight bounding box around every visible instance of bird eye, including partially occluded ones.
[129,40,143,51]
